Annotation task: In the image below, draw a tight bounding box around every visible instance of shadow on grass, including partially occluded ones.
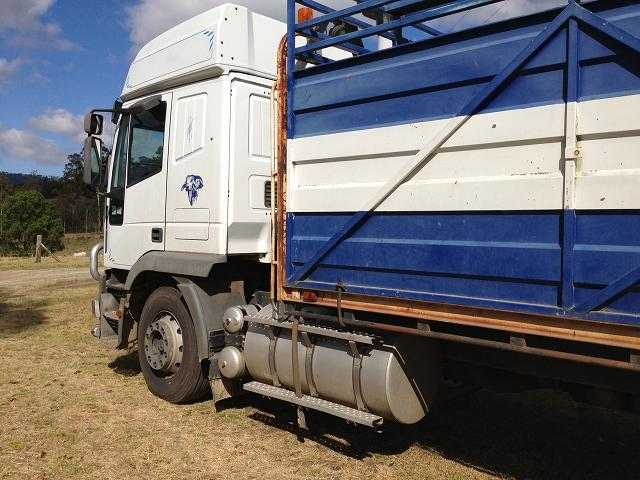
[103,345,640,478]
[0,286,48,337]
[246,389,640,479]
[108,350,142,377]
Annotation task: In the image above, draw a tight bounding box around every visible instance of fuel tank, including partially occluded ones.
[243,322,441,424]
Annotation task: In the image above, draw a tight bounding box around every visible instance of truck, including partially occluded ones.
[82,0,640,429]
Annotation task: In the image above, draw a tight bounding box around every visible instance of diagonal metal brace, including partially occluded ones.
[572,1,640,55]
[574,264,640,315]
[289,2,578,284]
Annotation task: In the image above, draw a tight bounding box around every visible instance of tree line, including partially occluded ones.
[0,150,106,256]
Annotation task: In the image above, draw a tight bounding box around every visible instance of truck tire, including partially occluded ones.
[138,286,210,404]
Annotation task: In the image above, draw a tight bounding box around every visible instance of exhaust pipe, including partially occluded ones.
[89,242,105,281]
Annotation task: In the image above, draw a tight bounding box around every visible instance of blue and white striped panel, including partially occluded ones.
[285,2,640,325]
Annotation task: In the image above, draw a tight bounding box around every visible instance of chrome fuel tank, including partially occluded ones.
[244,323,440,424]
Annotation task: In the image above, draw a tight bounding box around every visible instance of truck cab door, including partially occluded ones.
[104,93,172,269]
[165,80,226,255]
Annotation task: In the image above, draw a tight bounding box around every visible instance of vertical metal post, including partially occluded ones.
[386,12,405,46]
[35,234,42,263]
[291,315,302,398]
[562,12,579,312]
[287,0,297,139]
[270,83,278,302]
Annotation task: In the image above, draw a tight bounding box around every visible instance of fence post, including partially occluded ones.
[35,234,43,263]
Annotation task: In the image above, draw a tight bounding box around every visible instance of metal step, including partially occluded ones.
[243,381,383,428]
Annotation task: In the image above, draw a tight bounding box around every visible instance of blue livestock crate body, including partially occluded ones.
[285,0,640,327]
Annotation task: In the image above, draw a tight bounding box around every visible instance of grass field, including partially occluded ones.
[1,263,640,479]
[0,233,99,271]
[59,233,102,255]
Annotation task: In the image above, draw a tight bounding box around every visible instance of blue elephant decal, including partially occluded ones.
[181,175,204,206]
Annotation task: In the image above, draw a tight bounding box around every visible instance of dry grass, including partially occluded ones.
[60,233,101,256]
[0,255,89,271]
[1,270,640,480]
[0,233,99,271]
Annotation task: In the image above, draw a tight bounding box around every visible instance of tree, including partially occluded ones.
[0,174,13,240]
[61,146,110,197]
[0,190,64,256]
[62,153,86,192]
[60,147,111,233]
[0,174,12,199]
[0,147,110,241]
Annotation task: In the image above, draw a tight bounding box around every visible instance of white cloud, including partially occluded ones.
[0,0,75,51]
[30,108,83,138]
[0,127,66,166]
[126,0,287,50]
[0,0,54,29]
[26,71,51,85]
[0,58,24,84]
[29,108,115,148]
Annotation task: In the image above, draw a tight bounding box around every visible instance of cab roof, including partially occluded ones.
[122,3,285,100]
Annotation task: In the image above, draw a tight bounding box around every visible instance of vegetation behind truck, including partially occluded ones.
[84,1,640,428]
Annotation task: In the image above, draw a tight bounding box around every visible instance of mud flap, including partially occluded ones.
[92,287,119,341]
[116,312,135,350]
[93,289,134,350]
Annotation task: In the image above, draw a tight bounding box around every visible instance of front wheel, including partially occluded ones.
[138,287,210,403]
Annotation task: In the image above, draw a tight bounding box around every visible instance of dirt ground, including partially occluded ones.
[1,265,640,480]
[0,267,90,289]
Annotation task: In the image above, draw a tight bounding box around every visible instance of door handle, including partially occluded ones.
[151,228,163,243]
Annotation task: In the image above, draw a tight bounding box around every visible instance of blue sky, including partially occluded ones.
[0,1,132,176]
[0,0,552,177]
[0,0,288,177]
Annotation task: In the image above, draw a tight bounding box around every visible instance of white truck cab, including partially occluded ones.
[103,4,284,269]
[82,4,285,405]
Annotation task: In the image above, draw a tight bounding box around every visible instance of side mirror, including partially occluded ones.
[83,136,104,188]
[84,112,104,136]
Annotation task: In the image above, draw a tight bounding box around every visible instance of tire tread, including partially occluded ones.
[138,287,210,404]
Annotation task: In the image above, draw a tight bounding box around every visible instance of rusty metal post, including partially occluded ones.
[275,36,289,302]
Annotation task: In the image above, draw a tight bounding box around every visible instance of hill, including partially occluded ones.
[0,171,61,199]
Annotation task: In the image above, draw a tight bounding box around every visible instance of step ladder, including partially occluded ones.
[243,381,383,428]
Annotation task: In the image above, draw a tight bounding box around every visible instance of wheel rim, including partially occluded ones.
[144,311,184,375]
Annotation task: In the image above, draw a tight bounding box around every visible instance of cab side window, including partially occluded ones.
[127,102,167,187]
